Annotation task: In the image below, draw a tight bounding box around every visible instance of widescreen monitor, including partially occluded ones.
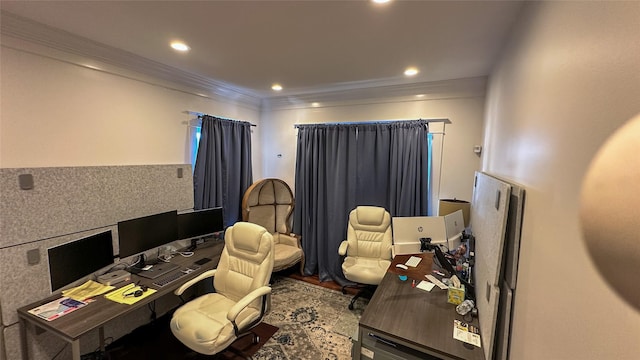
[177,207,224,241]
[392,216,448,255]
[117,210,178,265]
[48,230,115,292]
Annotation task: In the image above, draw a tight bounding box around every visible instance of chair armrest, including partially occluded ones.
[278,233,301,248]
[338,240,349,256]
[227,286,272,323]
[173,269,217,296]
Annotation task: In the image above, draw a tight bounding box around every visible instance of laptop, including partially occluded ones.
[443,210,465,250]
[134,262,179,279]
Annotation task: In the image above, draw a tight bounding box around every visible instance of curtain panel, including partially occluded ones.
[193,115,253,227]
[293,120,429,283]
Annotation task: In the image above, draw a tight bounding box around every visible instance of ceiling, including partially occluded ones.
[1,1,524,100]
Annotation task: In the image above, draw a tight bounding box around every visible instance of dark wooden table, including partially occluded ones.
[17,241,224,360]
[359,252,485,360]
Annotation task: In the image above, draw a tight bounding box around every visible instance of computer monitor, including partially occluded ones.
[444,210,465,249]
[117,210,178,268]
[177,207,224,241]
[392,216,448,255]
[48,230,115,292]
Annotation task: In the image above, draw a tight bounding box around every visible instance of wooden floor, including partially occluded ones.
[279,268,359,295]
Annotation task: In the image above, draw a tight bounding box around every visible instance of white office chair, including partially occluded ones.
[338,206,393,310]
[170,222,274,357]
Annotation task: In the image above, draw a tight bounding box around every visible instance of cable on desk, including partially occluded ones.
[158,251,193,263]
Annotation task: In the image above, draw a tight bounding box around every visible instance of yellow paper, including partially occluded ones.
[62,280,115,301]
[104,283,157,305]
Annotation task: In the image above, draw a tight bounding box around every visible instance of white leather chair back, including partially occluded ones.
[215,222,274,310]
[346,206,393,260]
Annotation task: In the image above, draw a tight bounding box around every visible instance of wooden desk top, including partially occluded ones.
[360,253,485,360]
[17,241,224,341]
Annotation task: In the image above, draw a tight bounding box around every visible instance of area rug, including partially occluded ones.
[253,276,368,360]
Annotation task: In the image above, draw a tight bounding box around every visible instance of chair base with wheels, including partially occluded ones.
[341,283,377,310]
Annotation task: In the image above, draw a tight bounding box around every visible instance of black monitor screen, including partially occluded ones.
[48,230,114,292]
[117,210,178,259]
[178,207,224,240]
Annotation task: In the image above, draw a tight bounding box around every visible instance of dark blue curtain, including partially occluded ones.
[193,115,253,227]
[293,121,429,283]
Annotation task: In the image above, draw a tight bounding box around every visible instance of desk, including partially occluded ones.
[17,241,224,360]
[356,253,485,360]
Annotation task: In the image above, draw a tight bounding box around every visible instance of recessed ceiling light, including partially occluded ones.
[404,67,419,76]
[372,0,392,4]
[170,41,190,52]
[271,84,283,91]
[311,102,320,107]
[415,94,425,98]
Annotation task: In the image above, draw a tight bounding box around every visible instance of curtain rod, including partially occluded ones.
[186,111,257,127]
[293,118,450,128]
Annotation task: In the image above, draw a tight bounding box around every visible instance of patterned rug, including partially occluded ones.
[254,276,368,360]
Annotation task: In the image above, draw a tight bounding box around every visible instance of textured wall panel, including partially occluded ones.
[470,172,510,360]
[0,165,194,248]
[0,227,116,326]
[503,183,525,289]
[471,172,510,285]
[0,325,5,360]
[0,165,194,357]
[3,324,22,360]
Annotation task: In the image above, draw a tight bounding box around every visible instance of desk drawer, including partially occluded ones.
[360,328,441,360]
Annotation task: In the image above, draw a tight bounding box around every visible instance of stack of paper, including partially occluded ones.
[62,280,114,301]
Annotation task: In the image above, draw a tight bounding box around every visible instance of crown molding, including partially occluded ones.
[0,11,263,109]
[262,77,487,110]
[1,11,487,112]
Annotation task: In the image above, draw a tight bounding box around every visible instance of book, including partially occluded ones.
[453,319,482,347]
[28,297,87,321]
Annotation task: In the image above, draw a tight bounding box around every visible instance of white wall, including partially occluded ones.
[0,41,262,175]
[260,91,486,207]
[484,2,640,359]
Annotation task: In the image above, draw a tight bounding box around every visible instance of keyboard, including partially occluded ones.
[152,270,187,287]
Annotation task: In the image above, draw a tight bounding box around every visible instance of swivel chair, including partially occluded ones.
[242,178,304,274]
[170,222,274,357]
[338,206,393,310]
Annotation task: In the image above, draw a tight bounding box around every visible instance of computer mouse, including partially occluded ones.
[396,264,408,270]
